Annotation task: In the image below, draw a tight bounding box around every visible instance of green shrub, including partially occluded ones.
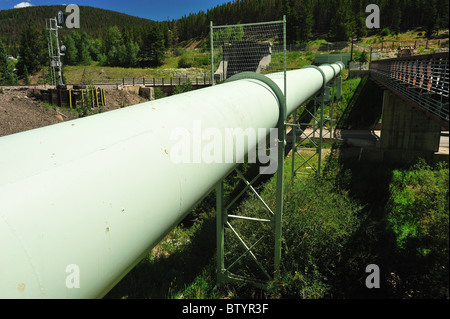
[387,160,449,250]
[224,153,363,298]
[192,55,209,68]
[380,28,391,37]
[153,87,165,99]
[386,159,449,298]
[178,54,193,68]
[277,175,362,298]
[173,47,185,57]
[173,80,192,95]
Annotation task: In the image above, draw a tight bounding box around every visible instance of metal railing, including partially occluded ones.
[91,75,213,87]
[370,52,449,129]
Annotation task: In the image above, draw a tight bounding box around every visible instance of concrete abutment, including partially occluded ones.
[380,90,443,164]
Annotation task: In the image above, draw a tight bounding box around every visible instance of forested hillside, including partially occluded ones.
[0,5,161,57]
[1,0,448,55]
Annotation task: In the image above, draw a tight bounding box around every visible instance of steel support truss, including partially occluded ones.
[290,65,342,182]
[214,63,342,286]
[216,72,286,286]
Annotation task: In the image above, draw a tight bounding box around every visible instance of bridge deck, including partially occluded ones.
[370,52,449,130]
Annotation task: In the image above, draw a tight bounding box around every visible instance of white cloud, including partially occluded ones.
[14,2,33,9]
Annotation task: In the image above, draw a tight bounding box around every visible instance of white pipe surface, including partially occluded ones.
[0,63,343,298]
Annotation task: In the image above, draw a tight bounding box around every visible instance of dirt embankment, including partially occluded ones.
[0,86,148,137]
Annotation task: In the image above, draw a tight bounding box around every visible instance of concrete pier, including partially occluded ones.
[380,90,442,163]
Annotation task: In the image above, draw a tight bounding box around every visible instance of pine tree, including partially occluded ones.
[23,64,30,85]
[103,26,124,66]
[0,40,9,83]
[140,24,166,66]
[329,1,356,41]
[124,40,139,67]
[297,0,314,42]
[77,32,92,65]
[62,33,78,65]
[171,20,180,48]
[16,22,46,78]
[89,38,103,62]
[0,40,18,84]
[423,0,439,38]
[436,0,449,30]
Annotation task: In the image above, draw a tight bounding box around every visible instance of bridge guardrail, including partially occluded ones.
[370,52,449,129]
[91,76,213,87]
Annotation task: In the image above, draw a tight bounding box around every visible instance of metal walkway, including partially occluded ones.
[370,52,449,130]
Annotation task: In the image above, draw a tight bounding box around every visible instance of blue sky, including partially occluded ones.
[0,0,231,21]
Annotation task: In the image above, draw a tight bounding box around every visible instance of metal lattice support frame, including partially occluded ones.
[215,71,286,285]
[212,17,287,286]
[290,65,342,181]
[291,66,327,181]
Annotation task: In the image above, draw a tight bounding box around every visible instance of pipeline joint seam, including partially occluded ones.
[224,72,287,130]
[301,65,327,97]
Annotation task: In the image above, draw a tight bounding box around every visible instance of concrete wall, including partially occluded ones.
[138,87,154,100]
[123,86,140,95]
[380,90,441,163]
[348,70,369,79]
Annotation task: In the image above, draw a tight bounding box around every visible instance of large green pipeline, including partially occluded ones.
[0,62,344,298]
